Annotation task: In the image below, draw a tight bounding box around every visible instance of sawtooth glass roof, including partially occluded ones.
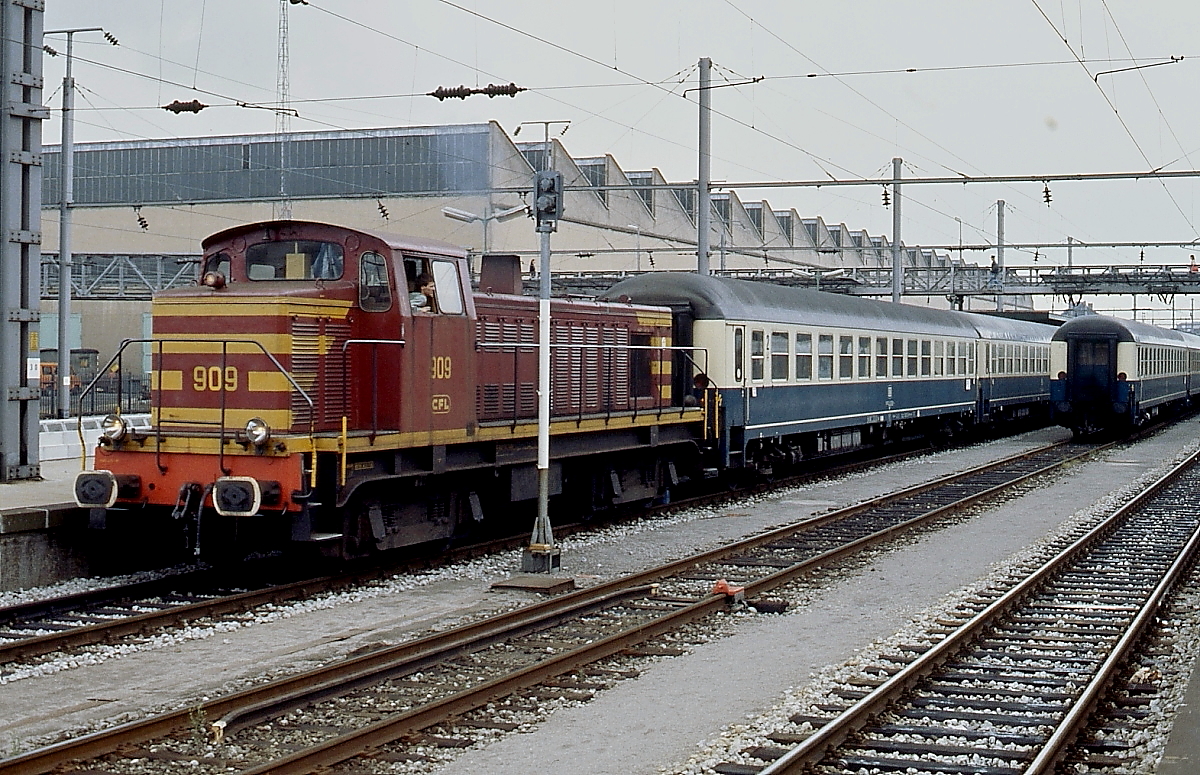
[42,125,493,206]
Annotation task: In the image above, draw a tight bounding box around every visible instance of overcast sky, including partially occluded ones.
[40,1,1200,290]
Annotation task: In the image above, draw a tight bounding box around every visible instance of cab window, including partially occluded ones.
[358,252,392,312]
[431,260,464,315]
[202,252,230,278]
[246,240,344,280]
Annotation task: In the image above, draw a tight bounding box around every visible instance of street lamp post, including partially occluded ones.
[45,27,112,418]
[441,204,527,278]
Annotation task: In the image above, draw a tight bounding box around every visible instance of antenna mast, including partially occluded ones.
[274,0,292,220]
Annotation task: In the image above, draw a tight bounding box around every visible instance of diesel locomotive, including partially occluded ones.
[74,220,703,560]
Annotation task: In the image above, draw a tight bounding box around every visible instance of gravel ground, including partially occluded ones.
[431,419,1200,775]
[2,422,1192,773]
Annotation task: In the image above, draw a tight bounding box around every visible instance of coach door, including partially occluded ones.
[404,256,474,442]
[1068,335,1116,405]
[725,325,749,466]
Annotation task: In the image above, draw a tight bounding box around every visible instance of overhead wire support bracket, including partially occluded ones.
[681,75,763,98]
[1093,56,1183,82]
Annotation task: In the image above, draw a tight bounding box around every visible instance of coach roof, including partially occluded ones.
[605,273,1015,339]
[1052,314,1200,347]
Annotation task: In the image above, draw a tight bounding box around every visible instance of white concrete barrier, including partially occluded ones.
[38,414,151,462]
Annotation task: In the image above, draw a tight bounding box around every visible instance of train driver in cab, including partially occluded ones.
[410,272,436,313]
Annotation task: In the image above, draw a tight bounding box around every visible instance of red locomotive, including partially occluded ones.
[73,220,705,560]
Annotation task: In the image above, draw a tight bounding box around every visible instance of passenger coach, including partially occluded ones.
[603,274,1054,475]
[1051,314,1200,435]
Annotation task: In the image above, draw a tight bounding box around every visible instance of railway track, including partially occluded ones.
[0,434,997,668]
[703,447,1200,775]
[0,437,1120,775]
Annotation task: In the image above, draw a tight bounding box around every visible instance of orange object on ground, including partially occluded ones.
[711,578,745,599]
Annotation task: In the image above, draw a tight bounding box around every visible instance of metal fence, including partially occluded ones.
[39,375,150,420]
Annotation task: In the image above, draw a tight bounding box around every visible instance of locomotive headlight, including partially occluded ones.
[245,417,271,446]
[100,414,128,441]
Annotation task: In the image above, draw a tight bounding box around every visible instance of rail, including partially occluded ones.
[3,438,1113,775]
[758,445,1200,774]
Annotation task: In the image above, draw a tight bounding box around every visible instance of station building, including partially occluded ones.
[35,121,963,364]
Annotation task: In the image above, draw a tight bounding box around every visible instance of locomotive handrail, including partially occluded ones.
[476,341,709,420]
[75,339,316,480]
[332,338,708,450]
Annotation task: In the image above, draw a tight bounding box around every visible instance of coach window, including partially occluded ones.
[875,337,888,378]
[891,338,904,377]
[358,251,392,312]
[858,337,871,378]
[920,340,932,376]
[818,334,834,379]
[795,333,812,380]
[431,260,464,315]
[933,341,944,376]
[751,330,765,380]
[771,332,789,380]
[968,342,976,375]
[838,336,854,379]
[907,340,918,377]
[946,341,956,376]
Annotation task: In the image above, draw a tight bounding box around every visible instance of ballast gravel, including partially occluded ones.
[2,421,1199,775]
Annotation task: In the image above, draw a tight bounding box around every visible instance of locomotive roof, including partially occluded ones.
[201,220,468,258]
[602,273,1054,341]
[1051,314,1200,347]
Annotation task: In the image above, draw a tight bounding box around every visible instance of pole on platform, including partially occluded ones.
[697,57,711,276]
[523,154,563,572]
[996,200,1006,311]
[56,32,78,419]
[891,158,902,303]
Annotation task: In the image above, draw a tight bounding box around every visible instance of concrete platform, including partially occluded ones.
[0,458,90,592]
[0,457,83,515]
[1158,658,1200,773]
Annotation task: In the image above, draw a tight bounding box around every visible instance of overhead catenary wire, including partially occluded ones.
[1028,0,1196,235]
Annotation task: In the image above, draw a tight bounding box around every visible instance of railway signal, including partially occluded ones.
[534,170,564,231]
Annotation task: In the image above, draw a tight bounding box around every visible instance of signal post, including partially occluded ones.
[522,169,564,573]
